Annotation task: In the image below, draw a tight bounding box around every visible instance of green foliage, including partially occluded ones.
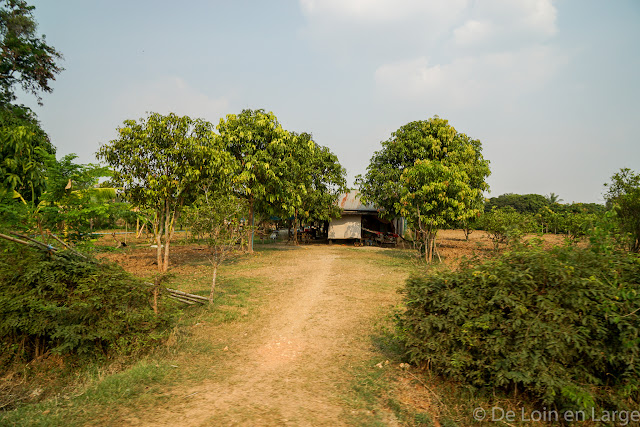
[536,205,599,240]
[98,112,229,271]
[605,168,640,253]
[37,154,119,238]
[0,245,175,365]
[397,159,484,261]
[0,124,52,203]
[217,109,288,207]
[0,0,63,105]
[485,193,549,214]
[267,131,346,242]
[358,116,490,262]
[302,141,347,222]
[399,241,640,411]
[183,191,248,301]
[477,207,538,246]
[217,109,346,245]
[358,116,490,221]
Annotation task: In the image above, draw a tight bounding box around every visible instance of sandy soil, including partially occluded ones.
[113,244,409,426]
[96,229,567,426]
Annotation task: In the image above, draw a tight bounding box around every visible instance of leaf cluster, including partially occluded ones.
[0,0,63,105]
[98,113,227,213]
[396,159,483,232]
[0,245,175,366]
[0,124,52,203]
[399,241,640,411]
[0,0,59,205]
[605,168,640,252]
[477,207,539,246]
[358,116,490,221]
[216,109,346,221]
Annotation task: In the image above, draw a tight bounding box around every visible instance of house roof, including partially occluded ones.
[336,190,378,213]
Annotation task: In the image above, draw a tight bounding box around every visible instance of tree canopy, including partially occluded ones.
[217,109,346,248]
[357,116,490,220]
[0,0,59,204]
[605,168,640,253]
[0,0,63,105]
[358,116,490,261]
[98,112,230,271]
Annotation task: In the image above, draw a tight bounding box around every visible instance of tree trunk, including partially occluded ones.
[293,211,299,245]
[162,204,173,272]
[247,198,254,253]
[209,263,218,304]
[155,212,164,272]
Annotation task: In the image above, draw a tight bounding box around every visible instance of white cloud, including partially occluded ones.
[452,0,557,48]
[300,0,468,25]
[113,76,229,123]
[374,45,567,108]
[453,20,494,46]
[298,0,469,59]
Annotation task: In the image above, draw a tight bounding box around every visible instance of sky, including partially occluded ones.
[17,0,640,204]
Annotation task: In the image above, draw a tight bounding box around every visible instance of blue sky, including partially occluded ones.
[18,0,640,203]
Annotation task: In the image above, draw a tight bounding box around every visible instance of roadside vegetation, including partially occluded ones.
[2,1,640,425]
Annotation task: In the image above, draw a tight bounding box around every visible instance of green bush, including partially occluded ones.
[0,245,176,366]
[399,241,640,411]
[477,207,538,246]
[485,193,549,214]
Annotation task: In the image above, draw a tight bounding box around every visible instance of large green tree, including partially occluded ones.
[358,116,490,261]
[397,159,483,261]
[216,109,292,252]
[1,0,60,204]
[98,113,230,272]
[0,0,62,105]
[267,132,346,244]
[358,116,490,220]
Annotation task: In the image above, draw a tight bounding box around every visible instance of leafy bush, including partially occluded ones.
[477,207,538,246]
[0,245,176,366]
[536,204,604,239]
[605,168,640,252]
[399,241,640,411]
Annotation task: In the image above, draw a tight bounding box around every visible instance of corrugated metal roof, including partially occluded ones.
[337,190,378,212]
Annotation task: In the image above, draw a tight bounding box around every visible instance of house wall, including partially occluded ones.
[328,215,362,239]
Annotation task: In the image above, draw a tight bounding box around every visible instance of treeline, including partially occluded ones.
[475,181,639,253]
[485,192,604,215]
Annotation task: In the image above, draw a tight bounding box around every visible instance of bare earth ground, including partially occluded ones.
[101,241,413,426]
[90,230,566,426]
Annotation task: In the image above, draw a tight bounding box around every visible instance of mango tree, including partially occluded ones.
[261,131,347,244]
[297,139,346,235]
[98,112,229,272]
[216,109,290,252]
[358,116,490,261]
[397,160,482,262]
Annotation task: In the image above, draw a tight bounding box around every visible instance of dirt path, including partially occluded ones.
[123,245,407,426]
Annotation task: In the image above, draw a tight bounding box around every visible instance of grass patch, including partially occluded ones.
[0,360,174,426]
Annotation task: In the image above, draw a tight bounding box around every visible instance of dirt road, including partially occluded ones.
[122,245,409,426]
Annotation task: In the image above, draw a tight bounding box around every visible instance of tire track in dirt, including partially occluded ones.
[128,246,394,426]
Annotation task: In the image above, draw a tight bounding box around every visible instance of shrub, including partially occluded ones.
[605,168,640,253]
[399,241,640,411]
[0,245,176,366]
[477,207,538,246]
